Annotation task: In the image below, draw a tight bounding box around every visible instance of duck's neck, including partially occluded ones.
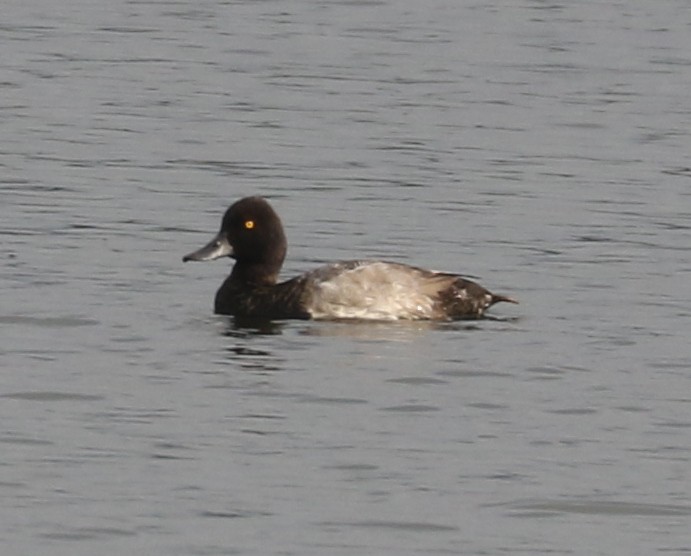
[229,261,281,287]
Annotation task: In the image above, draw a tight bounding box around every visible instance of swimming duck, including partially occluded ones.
[183,196,517,320]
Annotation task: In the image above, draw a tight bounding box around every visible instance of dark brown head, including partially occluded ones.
[183,196,287,285]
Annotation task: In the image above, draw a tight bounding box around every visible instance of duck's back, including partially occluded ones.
[302,260,501,320]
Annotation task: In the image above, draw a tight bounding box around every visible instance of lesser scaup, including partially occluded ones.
[183,196,517,320]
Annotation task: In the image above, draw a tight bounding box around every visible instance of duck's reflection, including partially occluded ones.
[222,314,496,341]
[215,316,285,372]
[222,316,286,337]
[217,313,519,372]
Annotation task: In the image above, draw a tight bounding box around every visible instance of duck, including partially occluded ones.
[182,196,517,320]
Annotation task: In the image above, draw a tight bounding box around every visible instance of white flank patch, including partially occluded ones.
[305,261,439,320]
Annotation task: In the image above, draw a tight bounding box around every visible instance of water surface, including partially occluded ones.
[2,0,691,554]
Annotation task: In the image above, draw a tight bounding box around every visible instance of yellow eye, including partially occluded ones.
[244,220,255,230]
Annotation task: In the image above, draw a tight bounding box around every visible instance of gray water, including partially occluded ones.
[2,0,691,554]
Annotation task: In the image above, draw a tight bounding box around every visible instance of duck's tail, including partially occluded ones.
[489,293,519,307]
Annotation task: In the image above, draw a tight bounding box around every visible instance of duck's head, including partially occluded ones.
[183,196,287,285]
